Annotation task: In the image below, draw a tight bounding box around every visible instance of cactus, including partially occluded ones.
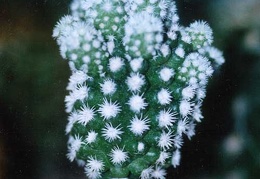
[53,0,224,178]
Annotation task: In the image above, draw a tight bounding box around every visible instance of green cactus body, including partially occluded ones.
[53,0,224,178]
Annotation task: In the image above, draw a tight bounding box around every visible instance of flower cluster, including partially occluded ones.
[53,0,224,178]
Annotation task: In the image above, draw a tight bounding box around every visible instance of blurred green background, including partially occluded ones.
[0,0,259,178]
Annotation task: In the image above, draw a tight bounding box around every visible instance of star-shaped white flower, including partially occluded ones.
[102,123,123,142]
[66,112,79,134]
[151,166,166,179]
[186,121,196,140]
[109,146,128,165]
[140,166,154,179]
[100,79,117,95]
[157,109,176,129]
[98,98,121,120]
[182,85,196,100]
[193,102,203,122]
[157,88,172,105]
[130,58,143,72]
[156,151,170,165]
[158,130,174,150]
[179,99,194,117]
[65,84,89,113]
[109,57,124,73]
[84,169,101,179]
[67,135,84,162]
[78,105,96,125]
[171,150,181,168]
[128,115,150,136]
[159,67,174,82]
[173,134,183,149]
[126,73,145,92]
[85,156,104,172]
[85,130,98,144]
[128,94,147,113]
[177,118,189,135]
[67,70,88,90]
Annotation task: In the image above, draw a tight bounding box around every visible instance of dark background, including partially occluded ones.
[0,0,259,178]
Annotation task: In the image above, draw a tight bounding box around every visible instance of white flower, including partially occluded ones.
[171,150,181,168]
[175,47,185,58]
[145,5,155,14]
[179,100,194,117]
[67,70,88,90]
[85,156,104,172]
[109,146,128,165]
[180,67,188,74]
[126,73,145,92]
[186,122,196,140]
[160,44,170,57]
[70,53,78,61]
[205,65,214,77]
[71,135,83,150]
[158,0,168,11]
[140,166,154,179]
[67,135,83,162]
[107,38,115,54]
[189,69,197,77]
[65,94,76,113]
[98,98,121,120]
[167,24,179,40]
[67,147,77,162]
[151,166,166,179]
[159,67,174,82]
[173,134,183,149]
[130,58,143,72]
[157,109,176,129]
[157,88,172,105]
[65,112,79,134]
[102,123,123,142]
[158,130,174,150]
[78,105,96,125]
[180,28,191,44]
[177,118,189,135]
[85,130,98,144]
[128,115,150,136]
[203,46,225,66]
[182,86,196,100]
[186,52,199,64]
[198,73,207,85]
[156,151,170,164]
[109,57,124,73]
[84,169,102,179]
[183,57,192,67]
[102,1,113,12]
[100,79,117,95]
[73,84,89,101]
[128,94,147,113]
[189,77,198,85]
[65,84,89,113]
[193,102,204,122]
[197,87,206,100]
